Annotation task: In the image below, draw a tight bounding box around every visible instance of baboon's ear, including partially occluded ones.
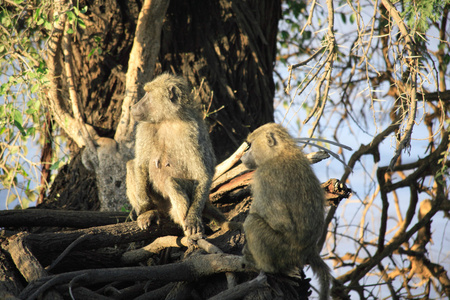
[168,86,180,103]
[266,132,277,147]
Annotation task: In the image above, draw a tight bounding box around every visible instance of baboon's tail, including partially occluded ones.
[309,251,331,300]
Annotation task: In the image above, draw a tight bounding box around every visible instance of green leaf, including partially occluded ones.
[21,197,31,209]
[31,84,39,93]
[88,48,96,59]
[44,21,53,31]
[14,120,26,136]
[27,127,36,136]
[25,189,37,203]
[67,28,74,34]
[18,166,29,177]
[0,83,8,95]
[33,8,41,22]
[50,161,60,170]
[80,6,88,14]
[303,30,311,40]
[12,109,23,125]
[7,194,17,205]
[78,19,86,29]
[66,11,76,22]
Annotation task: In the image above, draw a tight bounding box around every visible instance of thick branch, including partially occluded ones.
[20,254,245,300]
[214,142,249,181]
[62,19,98,153]
[24,219,181,256]
[45,0,84,147]
[115,0,171,144]
[0,210,129,228]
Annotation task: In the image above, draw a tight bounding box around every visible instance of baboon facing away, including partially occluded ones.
[127,73,224,237]
[241,123,331,300]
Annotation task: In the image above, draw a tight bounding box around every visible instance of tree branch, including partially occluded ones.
[20,254,245,300]
[381,0,419,169]
[45,0,84,147]
[115,0,171,144]
[62,18,99,156]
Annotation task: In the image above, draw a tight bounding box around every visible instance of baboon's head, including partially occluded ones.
[241,123,296,169]
[131,73,194,123]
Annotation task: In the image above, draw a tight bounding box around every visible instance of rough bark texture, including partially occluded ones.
[42,0,280,210]
[2,161,351,299]
[40,152,99,211]
[158,0,279,161]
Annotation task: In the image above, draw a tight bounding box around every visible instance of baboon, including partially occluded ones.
[127,73,225,237]
[241,123,331,300]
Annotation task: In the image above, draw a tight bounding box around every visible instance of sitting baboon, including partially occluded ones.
[241,123,331,300]
[126,73,225,237]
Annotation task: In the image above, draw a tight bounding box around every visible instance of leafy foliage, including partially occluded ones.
[0,1,78,208]
[402,0,448,33]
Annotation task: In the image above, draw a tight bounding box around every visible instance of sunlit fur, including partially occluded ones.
[126,73,216,237]
[241,123,331,300]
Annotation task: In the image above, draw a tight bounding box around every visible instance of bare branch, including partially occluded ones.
[381,0,419,169]
[303,0,336,136]
[214,142,249,181]
[45,0,87,147]
[21,254,246,300]
[209,272,268,300]
[62,19,99,157]
[115,0,171,144]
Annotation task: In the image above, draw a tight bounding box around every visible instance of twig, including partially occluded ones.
[381,0,418,170]
[288,46,326,71]
[295,137,352,150]
[303,0,336,134]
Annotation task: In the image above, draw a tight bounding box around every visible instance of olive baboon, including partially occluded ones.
[241,123,331,300]
[127,73,224,237]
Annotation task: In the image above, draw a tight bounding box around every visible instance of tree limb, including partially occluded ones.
[62,17,98,156]
[115,0,171,144]
[45,0,92,148]
[381,0,419,169]
[0,209,129,228]
[20,254,245,300]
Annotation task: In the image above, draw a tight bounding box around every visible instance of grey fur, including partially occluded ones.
[126,73,216,237]
[241,123,331,300]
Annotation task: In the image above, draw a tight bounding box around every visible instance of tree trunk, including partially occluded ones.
[158,0,279,161]
[44,0,281,210]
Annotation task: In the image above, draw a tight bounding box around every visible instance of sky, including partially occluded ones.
[1,1,449,298]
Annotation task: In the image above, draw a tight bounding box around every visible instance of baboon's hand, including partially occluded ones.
[136,210,160,230]
[184,214,204,237]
